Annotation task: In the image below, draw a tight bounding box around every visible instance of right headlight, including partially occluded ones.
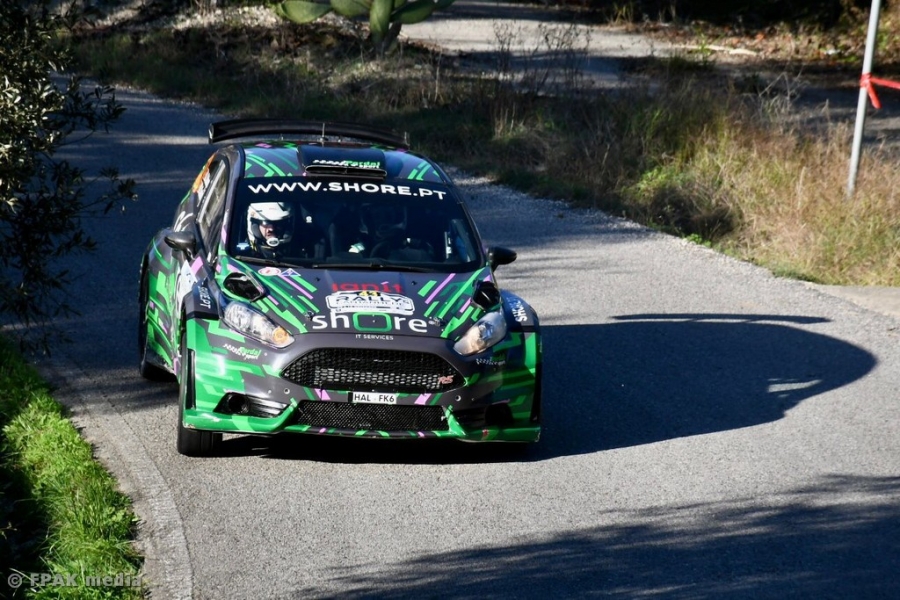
[453,311,507,356]
[223,302,293,349]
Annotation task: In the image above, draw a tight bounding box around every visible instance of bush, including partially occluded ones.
[0,1,136,353]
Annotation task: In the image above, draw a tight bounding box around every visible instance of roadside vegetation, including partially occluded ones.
[69,0,900,285]
[1,3,141,597]
[0,339,143,599]
[0,1,136,353]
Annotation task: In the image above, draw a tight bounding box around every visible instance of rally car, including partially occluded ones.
[138,119,541,456]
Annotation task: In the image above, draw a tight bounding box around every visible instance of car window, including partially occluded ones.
[230,178,482,272]
[197,159,228,252]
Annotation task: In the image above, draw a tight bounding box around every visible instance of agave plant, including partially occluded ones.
[273,0,456,55]
[273,0,454,54]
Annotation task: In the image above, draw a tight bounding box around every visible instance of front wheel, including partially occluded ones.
[176,333,221,457]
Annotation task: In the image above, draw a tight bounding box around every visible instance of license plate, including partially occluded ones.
[352,392,397,405]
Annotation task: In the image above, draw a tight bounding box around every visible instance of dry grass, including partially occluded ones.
[717,127,900,285]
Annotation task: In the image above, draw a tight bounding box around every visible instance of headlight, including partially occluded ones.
[453,311,507,356]
[223,302,293,349]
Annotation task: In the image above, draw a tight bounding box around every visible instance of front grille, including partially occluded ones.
[294,401,448,431]
[282,348,462,393]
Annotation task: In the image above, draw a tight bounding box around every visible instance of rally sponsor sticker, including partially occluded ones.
[326,291,415,315]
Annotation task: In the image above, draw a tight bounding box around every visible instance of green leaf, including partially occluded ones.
[392,0,435,24]
[274,1,333,23]
[331,0,370,17]
[369,0,392,43]
[435,0,455,8]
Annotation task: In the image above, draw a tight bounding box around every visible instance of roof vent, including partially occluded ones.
[299,147,387,179]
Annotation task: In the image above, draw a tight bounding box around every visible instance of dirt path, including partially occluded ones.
[402,0,674,87]
[402,0,900,151]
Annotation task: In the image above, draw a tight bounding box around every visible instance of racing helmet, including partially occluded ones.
[247,202,294,252]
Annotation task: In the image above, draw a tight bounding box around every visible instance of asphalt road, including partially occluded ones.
[32,4,900,600]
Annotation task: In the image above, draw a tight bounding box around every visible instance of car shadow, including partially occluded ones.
[217,312,875,463]
[539,313,876,458]
[219,433,533,464]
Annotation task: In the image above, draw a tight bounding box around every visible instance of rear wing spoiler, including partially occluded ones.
[208,119,409,149]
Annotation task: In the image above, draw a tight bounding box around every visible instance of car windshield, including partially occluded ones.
[230,178,483,272]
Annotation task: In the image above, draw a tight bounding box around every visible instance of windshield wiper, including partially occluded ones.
[236,255,305,269]
[311,261,431,272]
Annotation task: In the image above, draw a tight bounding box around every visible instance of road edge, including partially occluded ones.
[35,359,194,600]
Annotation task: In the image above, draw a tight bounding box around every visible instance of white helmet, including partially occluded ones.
[247,202,293,253]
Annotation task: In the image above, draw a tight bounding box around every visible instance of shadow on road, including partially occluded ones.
[541,313,875,456]
[284,474,900,599]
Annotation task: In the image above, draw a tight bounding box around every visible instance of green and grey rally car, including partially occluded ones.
[138,119,542,456]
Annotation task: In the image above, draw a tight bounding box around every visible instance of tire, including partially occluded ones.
[138,267,174,381]
[176,332,222,457]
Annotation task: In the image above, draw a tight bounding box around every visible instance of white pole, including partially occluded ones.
[847,0,883,198]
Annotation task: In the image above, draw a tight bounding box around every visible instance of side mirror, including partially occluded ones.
[164,230,197,257]
[223,272,265,302]
[487,246,517,269]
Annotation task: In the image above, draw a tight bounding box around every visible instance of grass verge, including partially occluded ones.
[68,5,900,285]
[0,337,143,599]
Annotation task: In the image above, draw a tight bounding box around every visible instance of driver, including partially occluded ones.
[247,202,294,258]
[360,203,406,244]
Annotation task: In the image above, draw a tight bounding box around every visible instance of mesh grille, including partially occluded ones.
[282,348,461,393]
[294,401,448,431]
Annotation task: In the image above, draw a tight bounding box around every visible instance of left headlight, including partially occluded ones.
[223,302,293,349]
[453,311,507,356]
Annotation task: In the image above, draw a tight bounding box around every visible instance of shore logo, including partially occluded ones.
[310,311,430,334]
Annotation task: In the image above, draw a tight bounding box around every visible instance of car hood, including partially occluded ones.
[218,260,493,339]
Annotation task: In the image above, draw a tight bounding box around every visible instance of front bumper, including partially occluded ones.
[183,403,540,442]
[182,321,541,443]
